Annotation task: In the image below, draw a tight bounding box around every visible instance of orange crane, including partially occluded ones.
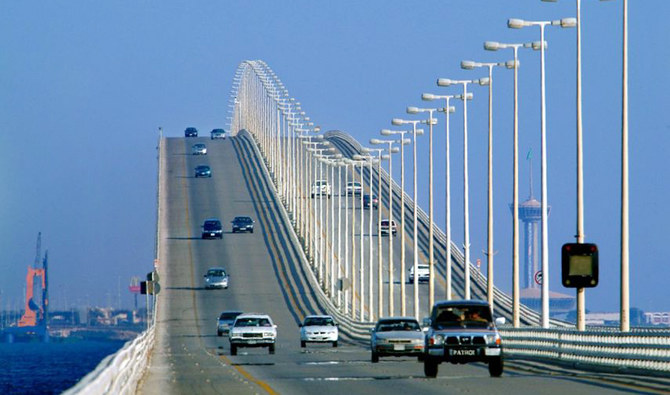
[18,233,48,328]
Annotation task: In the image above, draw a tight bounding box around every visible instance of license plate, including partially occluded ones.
[449,349,477,356]
[246,340,257,344]
[393,344,405,351]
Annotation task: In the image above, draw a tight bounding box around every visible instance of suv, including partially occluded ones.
[423,300,504,378]
[409,264,430,283]
[380,219,397,236]
[229,313,277,355]
[184,127,198,137]
[211,128,226,139]
[311,180,332,198]
[201,218,223,239]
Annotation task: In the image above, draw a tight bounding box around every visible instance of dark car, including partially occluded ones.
[201,218,223,239]
[211,128,226,140]
[232,216,254,233]
[217,311,243,336]
[195,165,211,178]
[423,300,505,378]
[185,127,198,137]
[363,194,379,209]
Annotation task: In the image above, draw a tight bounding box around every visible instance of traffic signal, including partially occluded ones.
[561,243,598,288]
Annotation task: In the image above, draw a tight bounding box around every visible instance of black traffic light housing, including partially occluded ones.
[561,243,599,288]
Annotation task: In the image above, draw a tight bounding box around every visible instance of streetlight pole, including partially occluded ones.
[484,40,528,327]
[406,107,439,311]
[422,93,456,301]
[437,78,481,300]
[508,16,576,327]
[391,119,422,319]
[370,138,398,316]
[461,60,505,314]
[380,130,410,316]
[356,152,379,322]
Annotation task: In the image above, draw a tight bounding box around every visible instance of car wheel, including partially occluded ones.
[300,341,306,348]
[231,345,237,356]
[250,229,254,233]
[424,358,438,378]
[232,229,236,233]
[371,352,379,363]
[269,344,275,354]
[332,341,338,348]
[488,356,503,377]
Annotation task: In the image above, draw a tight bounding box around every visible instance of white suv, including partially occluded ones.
[346,181,362,196]
[311,180,332,198]
[229,313,277,355]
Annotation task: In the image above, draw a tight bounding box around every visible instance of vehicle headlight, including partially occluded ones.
[485,333,502,346]
[430,334,444,346]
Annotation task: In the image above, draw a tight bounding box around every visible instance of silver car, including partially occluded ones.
[217,311,243,336]
[192,143,207,155]
[370,317,424,362]
[204,267,229,289]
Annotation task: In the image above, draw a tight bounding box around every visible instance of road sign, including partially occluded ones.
[534,271,543,285]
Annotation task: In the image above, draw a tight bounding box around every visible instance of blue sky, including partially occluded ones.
[1,1,668,314]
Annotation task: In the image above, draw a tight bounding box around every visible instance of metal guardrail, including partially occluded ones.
[500,327,670,374]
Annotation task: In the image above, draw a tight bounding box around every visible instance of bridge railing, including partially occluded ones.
[500,327,670,374]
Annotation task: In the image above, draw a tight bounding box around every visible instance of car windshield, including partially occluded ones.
[197,166,209,170]
[235,217,251,223]
[207,269,226,277]
[376,320,421,332]
[433,305,492,329]
[235,318,272,327]
[304,317,335,326]
[220,312,242,320]
[204,221,221,230]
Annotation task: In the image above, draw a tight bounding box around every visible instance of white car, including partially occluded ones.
[408,264,430,283]
[311,180,332,198]
[346,181,362,196]
[192,143,207,155]
[229,313,277,355]
[299,315,338,347]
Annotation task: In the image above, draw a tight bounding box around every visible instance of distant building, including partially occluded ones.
[644,312,670,326]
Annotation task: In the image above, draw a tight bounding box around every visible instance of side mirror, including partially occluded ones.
[495,317,506,326]
[422,317,432,327]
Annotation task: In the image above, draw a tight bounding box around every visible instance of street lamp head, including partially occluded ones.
[391,118,406,126]
[508,18,526,29]
[461,60,476,70]
[478,77,491,86]
[406,106,420,114]
[416,129,425,136]
[437,78,453,87]
[559,17,577,28]
[380,129,393,136]
[484,41,500,51]
[529,41,547,51]
[401,138,411,145]
[506,60,519,69]
[422,93,436,101]
[390,147,400,153]
[370,138,383,145]
[314,126,321,132]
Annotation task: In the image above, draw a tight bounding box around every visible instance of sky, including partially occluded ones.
[1,1,668,314]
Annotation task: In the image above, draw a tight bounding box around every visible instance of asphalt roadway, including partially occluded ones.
[137,134,662,394]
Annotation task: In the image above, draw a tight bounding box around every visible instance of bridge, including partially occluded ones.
[66,60,670,394]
